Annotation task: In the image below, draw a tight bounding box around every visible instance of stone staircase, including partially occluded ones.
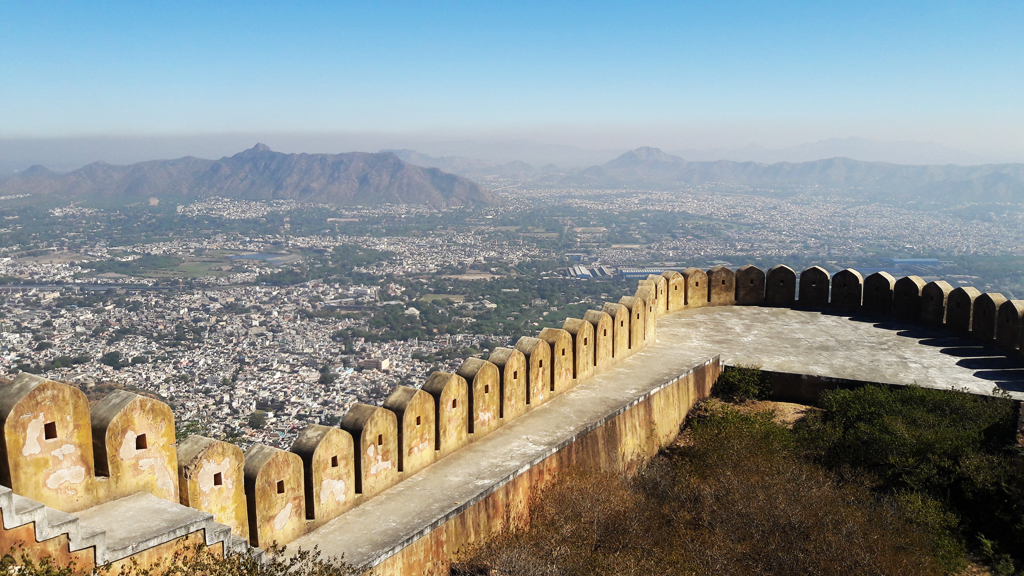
[0,486,252,565]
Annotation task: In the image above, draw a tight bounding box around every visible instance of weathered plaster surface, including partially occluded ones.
[421,373,469,458]
[177,436,248,540]
[288,341,720,574]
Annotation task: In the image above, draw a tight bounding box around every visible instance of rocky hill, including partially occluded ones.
[551,147,1024,202]
[0,144,497,207]
[390,145,1024,202]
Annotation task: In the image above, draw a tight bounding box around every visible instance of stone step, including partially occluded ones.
[0,485,252,566]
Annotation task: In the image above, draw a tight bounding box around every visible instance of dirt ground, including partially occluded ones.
[959,562,995,576]
[684,398,821,430]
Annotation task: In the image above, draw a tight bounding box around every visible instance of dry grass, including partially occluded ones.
[462,403,952,576]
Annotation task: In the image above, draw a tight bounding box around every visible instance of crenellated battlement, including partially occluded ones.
[0,264,1020,574]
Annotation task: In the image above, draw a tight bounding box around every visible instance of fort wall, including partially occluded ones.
[0,261,1020,574]
[364,359,719,576]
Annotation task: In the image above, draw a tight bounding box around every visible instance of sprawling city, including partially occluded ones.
[3,188,1023,452]
[4,1,1024,575]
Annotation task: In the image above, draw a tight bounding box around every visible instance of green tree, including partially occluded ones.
[318,365,336,385]
[248,411,268,430]
[713,364,771,401]
[100,350,123,368]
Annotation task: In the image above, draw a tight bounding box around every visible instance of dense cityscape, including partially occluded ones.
[2,189,1023,447]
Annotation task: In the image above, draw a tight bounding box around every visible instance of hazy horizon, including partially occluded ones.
[1,133,1018,176]
[2,1,1023,171]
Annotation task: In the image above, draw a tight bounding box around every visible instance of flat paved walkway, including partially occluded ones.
[291,306,1024,568]
[669,306,1024,399]
[290,334,718,568]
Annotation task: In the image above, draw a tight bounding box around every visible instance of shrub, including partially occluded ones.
[248,410,268,430]
[713,363,771,401]
[3,543,355,576]
[797,384,1024,570]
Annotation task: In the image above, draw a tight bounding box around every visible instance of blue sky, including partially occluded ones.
[1,1,1022,154]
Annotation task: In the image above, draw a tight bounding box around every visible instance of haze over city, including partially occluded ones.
[2,1,1023,171]
[5,2,1024,575]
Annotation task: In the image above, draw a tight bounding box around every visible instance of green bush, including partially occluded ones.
[713,364,771,401]
[247,411,268,430]
[797,385,1024,570]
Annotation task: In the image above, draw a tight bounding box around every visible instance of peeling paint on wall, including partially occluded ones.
[197,457,234,493]
[22,415,44,456]
[273,503,293,531]
[320,479,347,505]
[45,466,85,489]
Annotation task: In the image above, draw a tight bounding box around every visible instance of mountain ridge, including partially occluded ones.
[388,146,1024,202]
[558,149,1024,201]
[0,145,496,207]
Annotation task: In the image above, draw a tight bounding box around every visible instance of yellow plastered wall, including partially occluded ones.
[290,425,355,525]
[618,296,646,353]
[638,280,659,320]
[920,280,952,326]
[601,302,631,361]
[0,374,96,512]
[383,387,437,476]
[646,274,669,316]
[863,271,896,315]
[537,328,574,396]
[242,444,306,548]
[634,286,657,343]
[707,265,736,306]
[562,318,595,382]
[487,348,529,421]
[765,265,797,307]
[421,372,469,458]
[798,266,831,308]
[582,310,613,373]
[514,337,552,407]
[998,300,1024,352]
[455,359,502,437]
[177,435,248,540]
[662,271,685,312]
[91,391,178,504]
[830,269,864,311]
[681,268,708,308]
[340,404,399,499]
[972,293,1006,343]
[735,265,766,306]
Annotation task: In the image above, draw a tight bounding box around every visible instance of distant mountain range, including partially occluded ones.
[7,144,1024,206]
[672,137,993,166]
[559,147,1024,201]
[0,144,496,207]
[393,146,1024,203]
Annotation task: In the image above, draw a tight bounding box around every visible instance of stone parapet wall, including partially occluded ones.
[0,262,1016,571]
[0,271,669,564]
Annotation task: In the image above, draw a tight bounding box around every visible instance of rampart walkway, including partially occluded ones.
[289,329,719,567]
[291,305,1024,570]
[673,306,1024,399]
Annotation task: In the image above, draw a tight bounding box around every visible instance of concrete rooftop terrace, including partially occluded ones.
[291,306,1024,569]
[674,306,1024,400]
